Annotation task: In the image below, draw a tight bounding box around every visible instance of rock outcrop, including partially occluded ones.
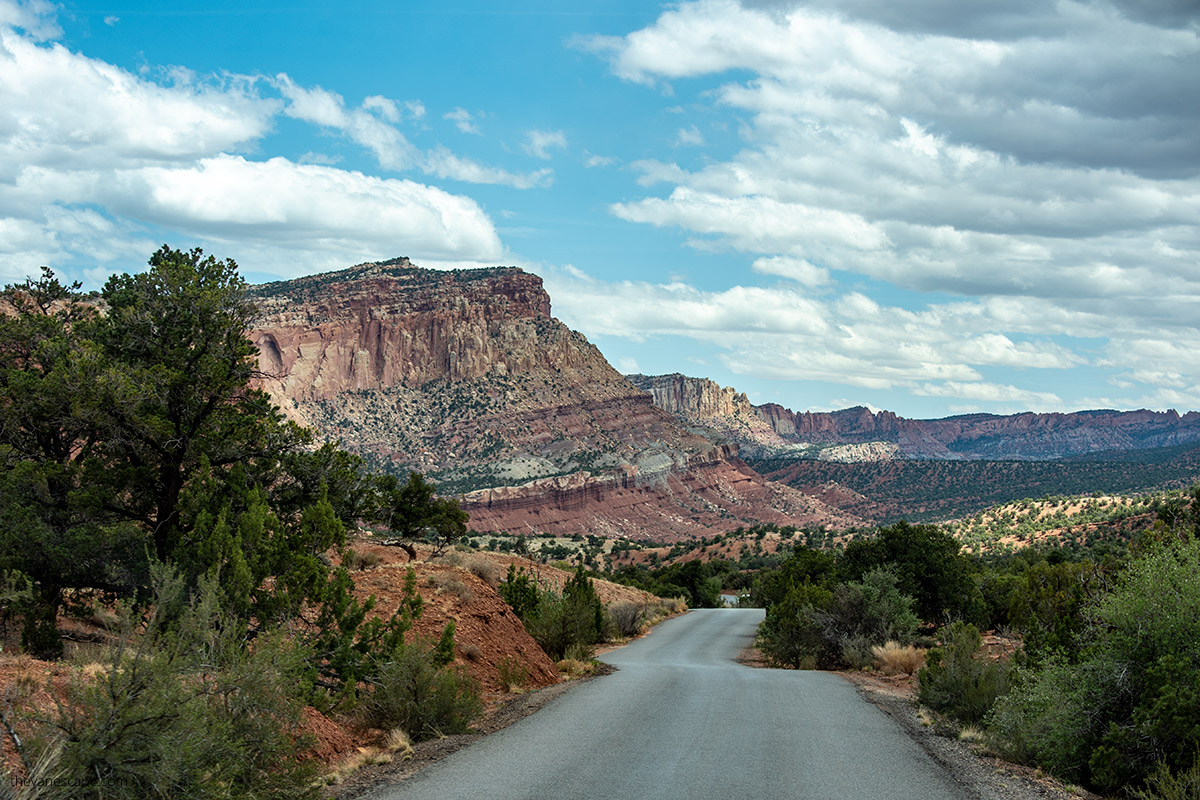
[633,373,1200,461]
[250,260,863,536]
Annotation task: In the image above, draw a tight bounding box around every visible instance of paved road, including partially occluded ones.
[366,609,967,800]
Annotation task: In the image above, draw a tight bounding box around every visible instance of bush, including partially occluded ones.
[496,656,528,692]
[1132,755,1200,800]
[498,566,539,620]
[19,574,319,800]
[757,583,833,669]
[989,536,1200,791]
[918,621,1010,724]
[606,601,645,639]
[360,645,481,741]
[758,568,920,670]
[873,641,925,676]
[464,554,501,587]
[342,548,382,571]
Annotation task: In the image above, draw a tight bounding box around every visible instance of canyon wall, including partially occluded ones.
[250,260,863,536]
[633,372,1200,461]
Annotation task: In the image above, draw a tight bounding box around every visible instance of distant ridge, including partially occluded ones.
[629,373,1200,461]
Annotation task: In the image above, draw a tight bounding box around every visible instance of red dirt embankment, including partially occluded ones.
[0,541,662,779]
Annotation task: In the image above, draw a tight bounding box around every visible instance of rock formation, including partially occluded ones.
[632,373,1200,461]
[250,260,863,537]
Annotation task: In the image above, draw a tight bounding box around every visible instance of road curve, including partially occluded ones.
[365,609,968,800]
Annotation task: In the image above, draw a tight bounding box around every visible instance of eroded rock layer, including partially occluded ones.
[632,373,1200,461]
[251,260,863,535]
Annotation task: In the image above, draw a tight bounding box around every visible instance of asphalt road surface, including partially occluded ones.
[365,609,968,800]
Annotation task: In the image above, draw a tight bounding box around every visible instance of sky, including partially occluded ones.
[1,0,1198,420]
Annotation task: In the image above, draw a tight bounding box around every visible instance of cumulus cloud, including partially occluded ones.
[577,0,1200,411]
[274,74,418,169]
[0,18,506,281]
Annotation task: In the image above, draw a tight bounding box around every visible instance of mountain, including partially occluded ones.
[250,260,863,539]
[630,373,1200,461]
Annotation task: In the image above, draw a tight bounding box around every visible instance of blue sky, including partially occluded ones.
[1,0,1198,419]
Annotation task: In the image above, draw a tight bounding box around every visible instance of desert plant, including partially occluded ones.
[918,621,1011,724]
[463,554,501,587]
[19,572,319,800]
[427,573,473,604]
[342,548,383,571]
[498,566,539,620]
[359,645,481,741]
[757,583,833,669]
[840,634,876,671]
[1132,754,1200,800]
[873,641,926,676]
[989,535,1200,792]
[606,600,645,639]
[496,656,528,692]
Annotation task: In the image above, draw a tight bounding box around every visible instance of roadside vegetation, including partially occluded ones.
[0,250,481,797]
[737,495,1200,798]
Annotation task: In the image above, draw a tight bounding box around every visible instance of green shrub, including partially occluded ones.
[759,568,919,670]
[496,656,528,691]
[988,536,1200,792]
[498,565,539,620]
[360,644,482,741]
[19,573,318,800]
[918,621,1010,725]
[523,589,596,661]
[1132,754,1200,800]
[757,583,833,669]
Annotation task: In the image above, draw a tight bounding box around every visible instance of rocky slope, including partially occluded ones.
[631,373,1200,461]
[250,260,863,537]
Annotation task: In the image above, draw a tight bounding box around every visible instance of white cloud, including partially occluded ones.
[751,255,829,288]
[542,264,1105,399]
[0,0,59,40]
[444,107,480,134]
[424,146,553,189]
[361,94,399,122]
[274,74,417,169]
[0,20,507,282]
[524,129,567,159]
[584,153,618,168]
[914,381,1063,411]
[675,125,704,146]
[580,0,1200,411]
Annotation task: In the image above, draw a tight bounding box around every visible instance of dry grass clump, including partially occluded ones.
[497,656,528,693]
[643,596,688,626]
[557,658,593,678]
[321,746,398,785]
[606,600,645,639]
[872,641,926,675]
[383,727,414,757]
[463,554,502,587]
[426,573,473,604]
[958,725,985,743]
[343,547,383,571]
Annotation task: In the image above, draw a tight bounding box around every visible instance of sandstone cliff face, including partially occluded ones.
[250,261,863,536]
[634,373,1200,461]
[627,373,800,457]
